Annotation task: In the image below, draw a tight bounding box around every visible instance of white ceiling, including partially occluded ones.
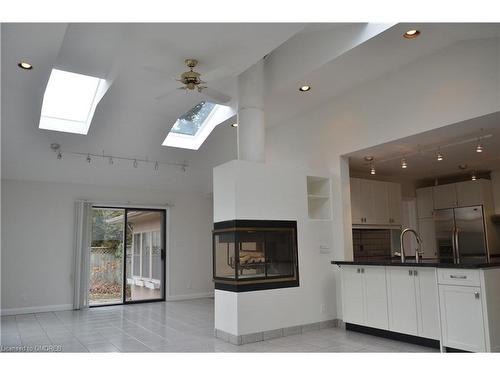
[265,23,500,127]
[1,23,304,192]
[2,23,499,193]
[348,111,500,183]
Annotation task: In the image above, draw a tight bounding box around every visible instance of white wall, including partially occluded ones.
[213,160,336,336]
[265,38,499,319]
[1,179,214,315]
[491,170,500,214]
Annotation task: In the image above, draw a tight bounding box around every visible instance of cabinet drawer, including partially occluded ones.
[437,269,480,286]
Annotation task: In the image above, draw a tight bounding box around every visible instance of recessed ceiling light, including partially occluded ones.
[299,85,311,92]
[364,156,374,162]
[18,61,33,70]
[231,123,238,127]
[403,30,420,39]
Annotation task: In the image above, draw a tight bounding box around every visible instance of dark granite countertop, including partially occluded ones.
[331,258,500,269]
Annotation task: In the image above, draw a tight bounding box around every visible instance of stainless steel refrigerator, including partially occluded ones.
[434,205,488,263]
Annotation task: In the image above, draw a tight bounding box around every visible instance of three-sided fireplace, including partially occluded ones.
[213,220,299,292]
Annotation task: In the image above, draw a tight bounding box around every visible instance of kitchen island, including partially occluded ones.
[332,260,500,352]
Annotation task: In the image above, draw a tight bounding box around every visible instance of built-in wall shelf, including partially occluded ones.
[307,176,332,220]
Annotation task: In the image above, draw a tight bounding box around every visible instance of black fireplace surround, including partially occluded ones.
[213,220,299,292]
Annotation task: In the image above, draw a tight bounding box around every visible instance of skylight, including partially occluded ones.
[39,69,106,135]
[163,101,235,150]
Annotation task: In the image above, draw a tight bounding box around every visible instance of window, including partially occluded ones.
[39,69,107,135]
[162,101,235,150]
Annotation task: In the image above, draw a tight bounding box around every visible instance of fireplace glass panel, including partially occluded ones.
[214,231,236,279]
[213,220,299,292]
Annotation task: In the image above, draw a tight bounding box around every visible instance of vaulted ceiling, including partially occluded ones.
[2,23,498,193]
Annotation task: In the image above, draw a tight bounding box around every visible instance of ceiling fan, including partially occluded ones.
[151,58,231,104]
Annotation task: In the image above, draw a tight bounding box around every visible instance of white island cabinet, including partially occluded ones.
[438,268,500,352]
[337,263,500,352]
[340,265,388,330]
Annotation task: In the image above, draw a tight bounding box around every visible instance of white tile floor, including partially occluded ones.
[1,298,438,353]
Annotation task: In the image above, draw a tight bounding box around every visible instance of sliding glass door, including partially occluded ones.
[89,207,166,306]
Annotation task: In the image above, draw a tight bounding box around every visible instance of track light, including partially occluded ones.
[401,158,408,169]
[437,147,443,161]
[370,164,376,175]
[133,159,138,168]
[86,154,91,163]
[476,141,483,153]
[154,161,159,171]
[472,171,477,181]
[57,151,62,160]
[108,156,114,165]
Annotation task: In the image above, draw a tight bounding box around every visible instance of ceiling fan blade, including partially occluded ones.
[202,87,231,104]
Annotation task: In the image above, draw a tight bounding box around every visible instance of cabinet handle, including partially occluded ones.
[409,270,413,276]
[414,270,418,276]
[361,268,365,274]
[450,275,467,279]
[357,268,360,273]
[474,292,480,299]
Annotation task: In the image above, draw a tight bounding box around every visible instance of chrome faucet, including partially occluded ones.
[395,228,424,263]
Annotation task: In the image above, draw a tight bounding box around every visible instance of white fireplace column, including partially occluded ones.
[237,59,266,163]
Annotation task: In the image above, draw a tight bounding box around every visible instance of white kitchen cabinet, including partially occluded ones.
[350,178,402,226]
[341,265,388,330]
[418,217,437,259]
[433,184,458,209]
[415,268,440,340]
[386,267,419,336]
[341,265,365,325]
[387,182,402,225]
[416,186,434,218]
[439,284,486,352]
[370,180,390,225]
[386,267,439,339]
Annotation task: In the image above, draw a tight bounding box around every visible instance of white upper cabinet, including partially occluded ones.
[370,180,390,225]
[387,182,402,225]
[416,186,434,218]
[350,178,402,226]
[433,184,458,209]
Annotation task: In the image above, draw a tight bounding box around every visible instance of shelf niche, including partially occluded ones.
[307,176,332,220]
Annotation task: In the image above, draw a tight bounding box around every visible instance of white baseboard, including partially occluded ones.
[166,292,214,301]
[0,304,74,316]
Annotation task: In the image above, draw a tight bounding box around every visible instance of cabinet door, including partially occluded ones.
[362,266,389,330]
[439,285,486,352]
[414,268,440,340]
[350,178,363,225]
[386,267,418,336]
[341,266,365,325]
[456,180,483,207]
[418,218,438,259]
[387,183,402,225]
[433,184,458,209]
[370,180,390,225]
[416,187,434,218]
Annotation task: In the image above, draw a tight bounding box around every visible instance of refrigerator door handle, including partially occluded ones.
[454,227,460,264]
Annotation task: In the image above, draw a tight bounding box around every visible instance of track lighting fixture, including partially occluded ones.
[471,171,477,181]
[476,128,484,153]
[401,158,408,169]
[370,163,376,175]
[437,147,443,161]
[51,143,185,171]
